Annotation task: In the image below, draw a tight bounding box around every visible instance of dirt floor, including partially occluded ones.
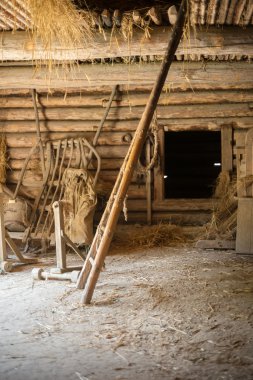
[1,229,253,380]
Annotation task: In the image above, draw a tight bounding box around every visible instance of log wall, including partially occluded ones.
[1,84,252,224]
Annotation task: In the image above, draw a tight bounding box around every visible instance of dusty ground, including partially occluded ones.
[1,233,253,380]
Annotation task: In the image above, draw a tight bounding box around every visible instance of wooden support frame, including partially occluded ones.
[221,125,233,173]
[245,128,253,197]
[0,194,38,272]
[51,201,85,274]
[1,27,253,61]
[153,127,165,202]
[153,123,235,210]
[0,62,253,90]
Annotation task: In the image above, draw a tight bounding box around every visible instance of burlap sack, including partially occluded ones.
[62,168,97,245]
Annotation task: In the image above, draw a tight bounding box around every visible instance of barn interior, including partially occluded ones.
[0,1,253,379]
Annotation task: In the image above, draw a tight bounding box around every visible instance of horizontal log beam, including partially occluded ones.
[127,199,215,211]
[8,145,129,160]
[6,174,146,199]
[0,62,252,90]
[1,117,253,134]
[1,103,252,121]
[1,90,253,108]
[9,157,123,170]
[4,132,133,147]
[1,27,253,61]
[8,169,141,185]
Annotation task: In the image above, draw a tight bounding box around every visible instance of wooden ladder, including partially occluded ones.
[76,0,187,304]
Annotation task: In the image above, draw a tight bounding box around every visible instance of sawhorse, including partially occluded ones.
[32,201,85,282]
[0,195,38,272]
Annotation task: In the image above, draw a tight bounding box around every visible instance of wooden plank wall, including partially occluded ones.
[0,86,253,224]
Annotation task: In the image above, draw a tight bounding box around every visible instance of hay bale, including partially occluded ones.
[204,172,238,240]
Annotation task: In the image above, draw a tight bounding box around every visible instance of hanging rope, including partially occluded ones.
[136,112,160,175]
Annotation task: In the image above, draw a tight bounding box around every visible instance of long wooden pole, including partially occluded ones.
[31,89,45,173]
[80,0,187,304]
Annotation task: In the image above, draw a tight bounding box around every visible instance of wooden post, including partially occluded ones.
[236,198,253,254]
[221,125,233,173]
[236,129,253,254]
[31,89,45,173]
[245,128,253,197]
[0,192,7,263]
[146,138,152,225]
[53,201,66,270]
[79,0,187,304]
[154,127,165,202]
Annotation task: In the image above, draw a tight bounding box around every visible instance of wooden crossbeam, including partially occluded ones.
[0,62,253,90]
[1,26,253,61]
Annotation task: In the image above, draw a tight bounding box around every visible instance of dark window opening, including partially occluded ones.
[164,131,221,199]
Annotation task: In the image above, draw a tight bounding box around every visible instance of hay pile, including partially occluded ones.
[25,0,92,49]
[204,172,238,240]
[0,135,7,184]
[113,223,190,250]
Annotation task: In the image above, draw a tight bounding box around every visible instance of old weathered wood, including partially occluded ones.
[78,0,187,304]
[236,198,253,254]
[101,9,112,27]
[153,198,216,211]
[1,103,252,121]
[1,116,253,136]
[132,10,142,24]
[221,125,233,172]
[2,27,253,61]
[0,62,252,90]
[236,146,246,197]
[148,7,162,25]
[1,90,253,108]
[31,89,45,173]
[234,129,247,147]
[145,138,152,224]
[53,201,67,270]
[168,5,178,25]
[233,0,247,24]
[8,169,141,186]
[92,85,119,148]
[112,10,121,27]
[3,132,132,148]
[244,1,253,25]
[226,0,238,24]
[8,145,129,160]
[196,239,235,250]
[153,127,164,202]
[207,0,219,24]
[245,128,253,197]
[0,193,7,263]
[217,0,230,24]
[7,182,146,201]
[9,157,124,170]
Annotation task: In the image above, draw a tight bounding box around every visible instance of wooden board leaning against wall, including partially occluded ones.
[0,83,252,225]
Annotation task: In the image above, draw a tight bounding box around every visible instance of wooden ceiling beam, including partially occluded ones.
[1,26,253,61]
